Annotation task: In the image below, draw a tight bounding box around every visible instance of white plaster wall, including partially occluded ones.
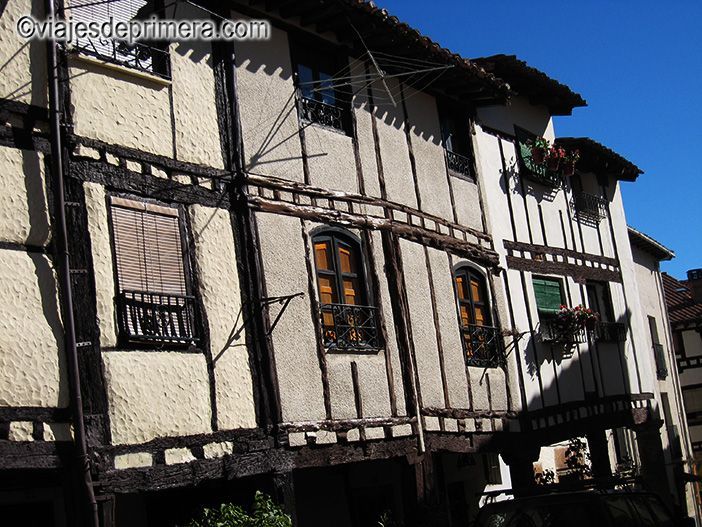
[403,87,453,221]
[84,182,117,348]
[372,79,416,208]
[69,59,172,157]
[171,30,223,168]
[305,125,358,194]
[0,146,50,246]
[189,205,256,430]
[477,96,555,142]
[350,59,382,198]
[256,213,326,421]
[427,249,470,409]
[234,20,304,181]
[103,351,212,444]
[0,250,68,407]
[399,239,444,408]
[0,0,47,106]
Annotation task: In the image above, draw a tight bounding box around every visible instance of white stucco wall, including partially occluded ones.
[189,205,256,430]
[0,249,68,407]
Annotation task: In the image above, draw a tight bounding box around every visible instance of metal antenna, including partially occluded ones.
[349,23,396,107]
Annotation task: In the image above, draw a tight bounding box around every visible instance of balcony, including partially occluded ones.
[462,324,504,368]
[321,303,380,351]
[445,150,472,179]
[595,322,627,343]
[72,38,171,79]
[573,192,607,222]
[299,96,347,133]
[538,317,588,344]
[117,290,198,344]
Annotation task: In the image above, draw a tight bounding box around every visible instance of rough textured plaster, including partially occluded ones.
[0,0,47,106]
[171,32,224,168]
[69,60,172,157]
[0,146,50,246]
[399,239,444,408]
[305,125,358,194]
[114,452,152,469]
[0,250,68,407]
[234,22,304,181]
[404,87,453,221]
[256,213,326,421]
[427,249,469,408]
[84,182,118,348]
[103,351,212,445]
[189,205,256,430]
[8,421,34,441]
[349,59,381,198]
[203,441,233,459]
[165,447,196,465]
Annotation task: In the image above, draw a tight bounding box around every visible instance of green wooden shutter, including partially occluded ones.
[533,278,563,314]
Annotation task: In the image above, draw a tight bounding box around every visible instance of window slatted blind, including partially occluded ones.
[110,199,186,296]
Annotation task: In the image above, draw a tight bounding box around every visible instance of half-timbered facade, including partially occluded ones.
[0,0,695,525]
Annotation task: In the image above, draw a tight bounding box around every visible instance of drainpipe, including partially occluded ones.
[46,1,100,526]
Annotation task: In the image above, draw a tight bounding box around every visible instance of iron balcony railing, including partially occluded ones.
[117,290,197,344]
[462,324,504,368]
[321,303,380,351]
[445,150,472,178]
[299,96,347,133]
[73,37,171,79]
[653,343,668,379]
[539,317,588,344]
[574,192,607,221]
[595,322,627,343]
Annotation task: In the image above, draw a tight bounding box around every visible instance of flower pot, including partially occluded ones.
[531,146,546,164]
[561,160,576,177]
[546,156,561,172]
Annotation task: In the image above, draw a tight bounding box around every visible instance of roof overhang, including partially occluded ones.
[556,137,643,182]
[628,226,674,261]
[229,0,512,105]
[473,54,587,115]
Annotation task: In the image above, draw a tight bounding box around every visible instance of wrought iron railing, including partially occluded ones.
[445,150,472,178]
[538,317,588,344]
[574,192,607,221]
[117,290,197,344]
[320,303,379,350]
[462,324,504,368]
[595,322,627,343]
[653,343,668,379]
[73,37,171,79]
[299,96,347,133]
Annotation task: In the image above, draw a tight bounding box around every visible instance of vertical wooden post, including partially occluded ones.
[272,471,298,527]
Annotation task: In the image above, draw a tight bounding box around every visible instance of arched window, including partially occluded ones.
[312,230,378,350]
[453,266,501,367]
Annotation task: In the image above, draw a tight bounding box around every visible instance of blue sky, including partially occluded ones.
[376,0,701,279]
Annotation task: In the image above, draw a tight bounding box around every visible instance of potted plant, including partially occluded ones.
[561,149,580,177]
[546,145,566,172]
[529,137,549,164]
[553,304,599,339]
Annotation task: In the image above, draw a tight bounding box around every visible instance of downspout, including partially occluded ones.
[46,1,100,525]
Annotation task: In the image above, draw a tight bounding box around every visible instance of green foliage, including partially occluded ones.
[184,492,292,527]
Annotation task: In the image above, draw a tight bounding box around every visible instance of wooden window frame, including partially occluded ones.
[311,228,379,352]
[107,194,198,348]
[454,266,492,329]
[532,275,566,320]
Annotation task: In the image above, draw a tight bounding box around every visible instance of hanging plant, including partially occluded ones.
[554,304,599,336]
[546,145,566,172]
[561,149,580,177]
[528,136,550,164]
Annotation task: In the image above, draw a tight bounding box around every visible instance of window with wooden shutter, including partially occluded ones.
[453,266,502,368]
[69,0,170,78]
[109,197,196,344]
[312,230,378,351]
[533,277,564,316]
[483,453,502,484]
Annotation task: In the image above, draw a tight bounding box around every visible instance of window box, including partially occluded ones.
[117,290,198,344]
[445,150,472,179]
[595,322,627,343]
[462,324,504,368]
[320,303,379,351]
[539,317,588,344]
[574,192,607,222]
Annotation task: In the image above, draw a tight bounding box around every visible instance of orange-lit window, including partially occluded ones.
[313,231,377,350]
[453,267,493,363]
